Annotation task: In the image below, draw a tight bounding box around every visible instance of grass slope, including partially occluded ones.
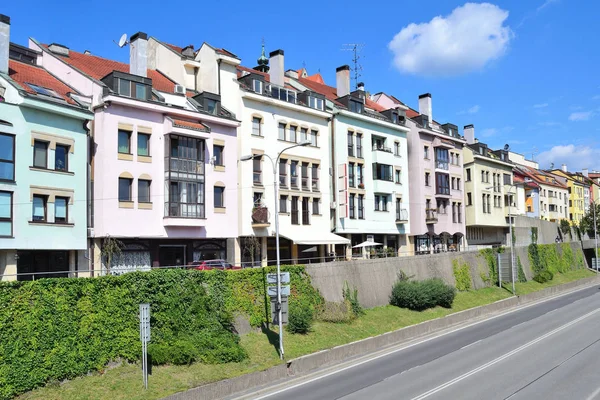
[18,269,595,400]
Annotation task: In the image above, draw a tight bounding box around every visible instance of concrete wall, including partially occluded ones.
[307,240,587,308]
[512,215,562,246]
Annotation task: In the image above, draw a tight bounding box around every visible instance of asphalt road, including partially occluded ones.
[235,285,600,400]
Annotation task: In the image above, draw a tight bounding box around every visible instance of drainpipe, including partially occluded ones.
[217,59,222,95]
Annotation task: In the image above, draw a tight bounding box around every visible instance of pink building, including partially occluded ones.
[30,33,240,272]
[372,93,466,254]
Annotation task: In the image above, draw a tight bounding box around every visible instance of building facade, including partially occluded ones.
[31,32,240,273]
[288,67,411,258]
[550,166,587,225]
[0,15,93,281]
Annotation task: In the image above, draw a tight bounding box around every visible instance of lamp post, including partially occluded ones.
[593,197,598,271]
[241,139,311,359]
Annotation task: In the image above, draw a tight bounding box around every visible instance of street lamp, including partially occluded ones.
[240,139,311,360]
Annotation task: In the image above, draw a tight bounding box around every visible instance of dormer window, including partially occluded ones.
[269,85,296,104]
[102,71,152,101]
[206,99,217,114]
[349,99,363,113]
[308,96,324,111]
[193,92,222,115]
[253,79,263,94]
[26,83,63,100]
[117,78,148,100]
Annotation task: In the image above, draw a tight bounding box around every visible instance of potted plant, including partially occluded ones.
[251,205,269,224]
[358,182,365,189]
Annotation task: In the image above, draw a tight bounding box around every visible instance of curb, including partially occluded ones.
[164,274,600,400]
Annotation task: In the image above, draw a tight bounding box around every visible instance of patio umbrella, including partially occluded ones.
[352,241,383,248]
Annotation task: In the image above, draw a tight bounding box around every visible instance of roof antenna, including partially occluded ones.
[341,43,365,90]
[114,33,129,48]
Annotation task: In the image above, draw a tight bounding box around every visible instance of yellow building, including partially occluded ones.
[550,168,588,225]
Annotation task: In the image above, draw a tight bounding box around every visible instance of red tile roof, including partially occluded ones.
[237,65,270,81]
[305,73,324,84]
[217,48,237,58]
[43,45,177,93]
[171,118,209,131]
[297,77,342,106]
[165,43,184,54]
[8,59,79,105]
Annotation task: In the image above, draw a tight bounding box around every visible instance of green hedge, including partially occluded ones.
[0,266,323,399]
[390,278,456,311]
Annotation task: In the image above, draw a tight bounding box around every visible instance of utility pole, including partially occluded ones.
[341,43,364,90]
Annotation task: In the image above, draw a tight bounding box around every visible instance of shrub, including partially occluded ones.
[452,259,472,291]
[533,270,554,284]
[318,301,355,323]
[149,340,197,366]
[287,300,314,334]
[517,256,527,283]
[343,281,364,317]
[390,278,456,311]
[528,243,544,275]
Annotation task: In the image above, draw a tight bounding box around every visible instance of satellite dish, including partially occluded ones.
[118,34,128,48]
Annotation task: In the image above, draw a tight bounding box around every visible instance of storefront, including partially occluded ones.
[17,250,70,280]
[415,232,463,255]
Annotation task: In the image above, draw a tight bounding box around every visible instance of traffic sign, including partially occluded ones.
[268,285,290,297]
[267,272,290,284]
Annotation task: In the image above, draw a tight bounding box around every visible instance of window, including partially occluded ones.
[349,162,356,187]
[482,194,486,213]
[253,155,262,185]
[394,142,400,156]
[119,78,131,97]
[356,134,363,158]
[310,129,318,147]
[486,171,490,183]
[487,194,491,213]
[0,133,15,181]
[503,173,512,185]
[424,146,430,159]
[375,195,381,211]
[300,127,308,142]
[349,194,356,219]
[301,162,310,190]
[55,197,68,223]
[214,186,225,208]
[311,164,319,191]
[457,178,461,190]
[357,164,364,185]
[312,198,320,215]
[213,145,224,166]
[425,172,431,186]
[26,83,62,99]
[32,194,47,222]
[436,173,450,195]
[117,78,149,100]
[451,177,456,190]
[33,140,48,168]
[291,161,299,188]
[253,192,263,206]
[375,195,388,211]
[302,197,310,225]
[373,163,393,181]
[118,130,131,154]
[138,133,150,157]
[291,196,299,224]
[435,148,449,170]
[437,199,447,214]
[280,195,288,213]
[348,132,354,157]
[308,96,324,110]
[452,202,457,223]
[119,177,132,201]
[467,192,472,206]
[279,159,288,188]
[349,99,363,113]
[253,79,263,93]
[252,117,262,136]
[55,144,69,171]
[138,179,151,203]
[395,169,401,184]
[466,168,471,181]
[481,171,485,183]
[0,191,13,236]
[135,83,147,101]
[456,154,460,166]
[289,126,297,143]
[358,195,364,219]
[278,123,286,141]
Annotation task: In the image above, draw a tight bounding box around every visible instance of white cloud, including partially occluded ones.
[533,103,548,108]
[537,144,599,171]
[569,111,594,121]
[537,0,559,12]
[458,105,481,114]
[481,128,498,137]
[388,3,512,76]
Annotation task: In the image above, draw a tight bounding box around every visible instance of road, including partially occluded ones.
[232,285,600,400]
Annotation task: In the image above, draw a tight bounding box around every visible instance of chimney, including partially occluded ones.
[0,14,10,74]
[269,49,284,87]
[464,124,475,144]
[582,168,589,177]
[181,45,195,58]
[418,93,432,121]
[48,43,69,56]
[357,82,365,92]
[562,164,567,173]
[130,32,148,77]
[336,65,350,98]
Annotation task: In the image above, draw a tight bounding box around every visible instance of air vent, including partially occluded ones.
[174,84,185,94]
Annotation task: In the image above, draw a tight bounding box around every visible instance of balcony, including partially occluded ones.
[372,144,392,153]
[164,202,205,226]
[166,157,204,177]
[435,160,449,170]
[396,208,409,223]
[426,209,438,224]
[436,187,451,196]
[251,205,270,228]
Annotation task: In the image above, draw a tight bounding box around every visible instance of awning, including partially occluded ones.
[281,231,350,245]
[352,241,383,248]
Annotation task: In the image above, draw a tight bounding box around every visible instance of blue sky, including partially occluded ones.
[3,0,599,170]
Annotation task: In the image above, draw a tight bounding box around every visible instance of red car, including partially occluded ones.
[188,259,242,271]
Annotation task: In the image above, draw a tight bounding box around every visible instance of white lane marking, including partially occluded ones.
[585,386,600,400]
[409,308,600,400]
[244,284,600,400]
[460,339,482,350]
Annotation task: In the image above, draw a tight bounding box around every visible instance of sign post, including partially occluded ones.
[267,273,290,325]
[139,304,151,390]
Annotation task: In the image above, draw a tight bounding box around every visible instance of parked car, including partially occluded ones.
[187,259,242,271]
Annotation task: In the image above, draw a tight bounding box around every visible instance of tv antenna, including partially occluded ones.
[114,33,129,48]
[341,43,364,90]
[531,146,538,162]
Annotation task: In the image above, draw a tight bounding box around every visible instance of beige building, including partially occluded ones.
[463,126,514,247]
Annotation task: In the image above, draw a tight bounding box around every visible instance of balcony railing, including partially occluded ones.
[356,145,363,158]
[426,208,438,223]
[166,157,204,175]
[396,208,408,222]
[279,174,287,188]
[436,187,450,196]
[301,176,310,190]
[302,210,310,225]
[291,209,299,225]
[253,172,262,185]
[291,175,299,189]
[372,144,392,153]
[435,160,449,170]
[251,205,270,227]
[348,145,354,157]
[349,175,355,187]
[312,178,319,191]
[164,202,205,219]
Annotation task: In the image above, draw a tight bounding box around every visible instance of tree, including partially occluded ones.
[242,236,261,267]
[101,235,124,274]
[580,203,600,239]
[559,219,572,239]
